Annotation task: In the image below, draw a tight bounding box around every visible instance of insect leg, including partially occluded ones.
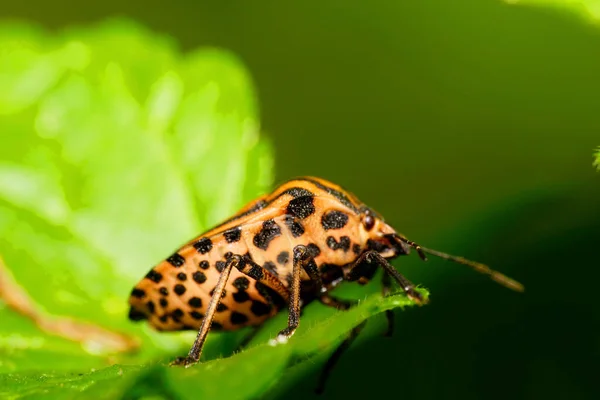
[381,271,394,336]
[270,244,312,344]
[315,320,368,394]
[298,252,356,311]
[172,254,240,367]
[352,251,426,304]
[319,295,357,311]
[235,257,290,302]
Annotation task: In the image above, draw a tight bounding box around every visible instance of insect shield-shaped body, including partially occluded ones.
[128,177,523,372]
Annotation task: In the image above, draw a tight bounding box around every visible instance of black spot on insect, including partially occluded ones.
[284,187,315,198]
[263,261,278,277]
[199,260,209,270]
[247,264,265,280]
[190,311,203,320]
[230,311,249,325]
[215,261,227,272]
[321,210,349,230]
[327,236,351,252]
[353,243,361,255]
[302,178,359,213]
[128,308,146,321]
[159,315,168,323]
[307,243,321,258]
[146,301,156,314]
[224,227,242,243]
[188,297,202,308]
[177,272,187,281]
[217,303,228,312]
[277,251,289,265]
[251,300,272,317]
[166,253,185,267]
[233,277,250,291]
[145,270,163,283]
[284,215,305,237]
[286,195,315,219]
[193,271,207,284]
[233,291,250,303]
[174,284,186,295]
[253,219,282,250]
[159,298,168,308]
[212,322,223,330]
[159,287,168,296]
[131,288,145,299]
[224,252,233,260]
[193,238,213,254]
[173,308,184,318]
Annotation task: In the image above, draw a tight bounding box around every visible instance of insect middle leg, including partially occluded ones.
[271,244,338,344]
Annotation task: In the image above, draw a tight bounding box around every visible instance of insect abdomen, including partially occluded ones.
[128,230,281,331]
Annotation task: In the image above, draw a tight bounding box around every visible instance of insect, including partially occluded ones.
[128,177,523,390]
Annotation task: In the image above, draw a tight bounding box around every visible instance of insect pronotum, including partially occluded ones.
[128,177,523,391]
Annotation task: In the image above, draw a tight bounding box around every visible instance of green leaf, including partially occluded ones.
[0,290,425,399]
[505,0,600,24]
[0,18,426,399]
[594,147,600,170]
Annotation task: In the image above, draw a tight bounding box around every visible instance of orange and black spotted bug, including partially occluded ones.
[128,177,523,392]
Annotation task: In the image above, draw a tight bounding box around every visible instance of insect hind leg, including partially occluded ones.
[315,319,368,394]
[172,254,240,367]
[381,271,394,336]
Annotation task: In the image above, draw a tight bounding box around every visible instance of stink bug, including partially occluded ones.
[128,177,523,390]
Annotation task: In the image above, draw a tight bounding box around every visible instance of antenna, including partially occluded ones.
[395,236,525,292]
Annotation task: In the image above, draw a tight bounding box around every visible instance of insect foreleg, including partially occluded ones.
[351,251,426,305]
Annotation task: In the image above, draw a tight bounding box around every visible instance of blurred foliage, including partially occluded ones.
[594,148,600,170]
[0,19,425,399]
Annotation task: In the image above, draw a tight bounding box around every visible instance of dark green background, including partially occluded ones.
[3,1,599,399]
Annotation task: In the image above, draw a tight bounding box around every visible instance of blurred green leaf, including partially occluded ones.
[594,147,600,170]
[506,0,600,23]
[0,16,271,373]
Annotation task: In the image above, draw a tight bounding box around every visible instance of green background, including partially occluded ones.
[2,0,599,399]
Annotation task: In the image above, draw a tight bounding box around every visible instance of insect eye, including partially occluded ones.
[363,214,375,231]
